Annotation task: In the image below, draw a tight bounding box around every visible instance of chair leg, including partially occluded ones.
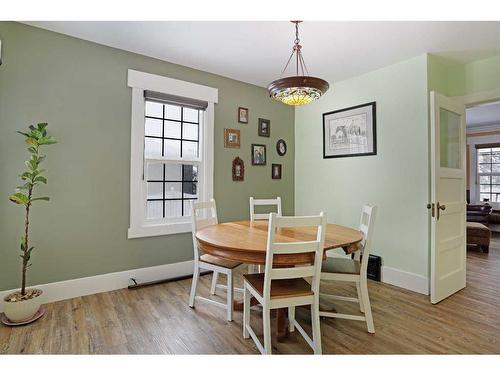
[189,266,199,307]
[243,285,250,339]
[226,271,234,321]
[210,271,219,295]
[356,281,365,313]
[360,280,375,333]
[262,306,272,354]
[311,300,322,354]
[288,306,295,332]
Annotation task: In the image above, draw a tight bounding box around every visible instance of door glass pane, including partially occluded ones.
[440,108,461,168]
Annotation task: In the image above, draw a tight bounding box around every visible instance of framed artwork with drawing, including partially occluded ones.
[322,102,377,159]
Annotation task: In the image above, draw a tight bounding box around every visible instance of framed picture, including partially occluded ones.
[251,144,266,165]
[238,107,249,124]
[258,118,271,137]
[232,157,244,181]
[272,164,282,179]
[224,128,240,148]
[276,139,287,156]
[323,102,377,159]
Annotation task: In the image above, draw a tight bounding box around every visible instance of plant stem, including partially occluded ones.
[21,188,32,296]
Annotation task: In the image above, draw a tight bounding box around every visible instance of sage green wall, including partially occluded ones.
[427,53,500,96]
[0,22,294,291]
[295,55,430,277]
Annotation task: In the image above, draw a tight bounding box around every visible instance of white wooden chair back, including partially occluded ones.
[191,199,218,260]
[263,212,327,300]
[356,205,377,275]
[249,197,282,221]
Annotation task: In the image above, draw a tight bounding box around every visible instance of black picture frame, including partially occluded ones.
[322,102,377,159]
[271,164,282,179]
[251,144,266,165]
[258,118,271,137]
[238,107,249,124]
[276,139,287,156]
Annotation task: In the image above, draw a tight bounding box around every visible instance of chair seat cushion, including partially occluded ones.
[321,257,361,274]
[200,254,241,269]
[242,273,313,300]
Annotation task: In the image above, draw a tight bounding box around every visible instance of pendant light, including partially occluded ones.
[268,21,329,106]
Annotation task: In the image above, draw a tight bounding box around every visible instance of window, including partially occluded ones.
[477,145,500,203]
[144,101,201,221]
[127,70,217,239]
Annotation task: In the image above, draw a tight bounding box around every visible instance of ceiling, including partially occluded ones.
[25,21,500,88]
[467,101,500,128]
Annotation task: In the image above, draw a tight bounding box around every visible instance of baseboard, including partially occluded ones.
[381,266,429,295]
[0,260,194,313]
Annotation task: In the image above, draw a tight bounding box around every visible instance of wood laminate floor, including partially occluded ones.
[1,235,499,354]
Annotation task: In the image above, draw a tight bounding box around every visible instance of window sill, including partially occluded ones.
[128,222,191,239]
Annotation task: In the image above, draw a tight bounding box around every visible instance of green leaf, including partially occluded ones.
[17,131,30,137]
[20,172,32,180]
[38,136,57,145]
[28,158,38,170]
[37,123,48,136]
[33,176,47,184]
[9,192,29,205]
[31,196,50,202]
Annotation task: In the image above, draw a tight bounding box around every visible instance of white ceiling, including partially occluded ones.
[467,101,500,127]
[25,21,500,88]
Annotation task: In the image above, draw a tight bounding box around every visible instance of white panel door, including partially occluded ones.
[430,91,466,304]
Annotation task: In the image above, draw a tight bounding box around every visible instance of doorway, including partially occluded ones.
[429,89,500,304]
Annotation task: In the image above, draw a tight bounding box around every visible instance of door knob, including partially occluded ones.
[436,202,446,220]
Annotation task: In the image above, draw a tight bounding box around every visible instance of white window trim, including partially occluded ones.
[127,69,217,239]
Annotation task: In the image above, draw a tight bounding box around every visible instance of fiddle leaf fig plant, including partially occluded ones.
[9,123,56,297]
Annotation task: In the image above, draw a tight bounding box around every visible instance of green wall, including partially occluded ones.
[427,53,500,96]
[295,55,430,277]
[0,22,294,291]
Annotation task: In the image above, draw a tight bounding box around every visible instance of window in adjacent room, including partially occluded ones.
[477,144,500,203]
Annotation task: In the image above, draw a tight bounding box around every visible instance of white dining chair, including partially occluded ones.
[243,212,326,354]
[189,199,242,321]
[249,196,282,221]
[319,205,377,333]
[248,196,282,273]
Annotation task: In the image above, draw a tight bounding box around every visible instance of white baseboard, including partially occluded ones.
[381,266,429,295]
[0,260,194,313]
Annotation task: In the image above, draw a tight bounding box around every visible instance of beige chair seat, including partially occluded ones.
[200,254,241,269]
[243,273,313,300]
[321,257,361,274]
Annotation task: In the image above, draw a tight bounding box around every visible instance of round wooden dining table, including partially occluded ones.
[195,220,363,341]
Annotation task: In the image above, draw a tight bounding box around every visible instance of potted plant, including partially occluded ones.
[3,123,56,323]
